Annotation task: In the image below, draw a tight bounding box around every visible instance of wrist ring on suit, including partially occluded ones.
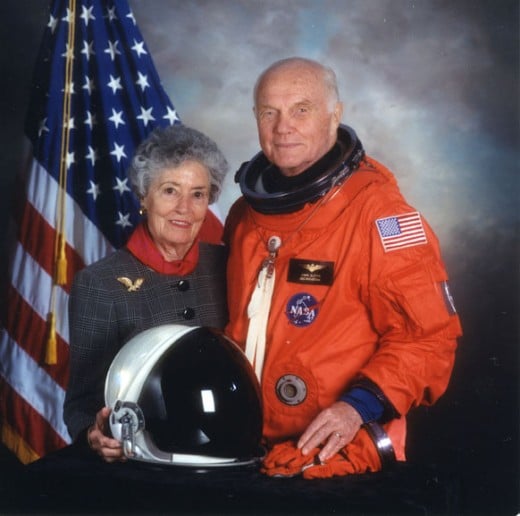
[362,421,397,468]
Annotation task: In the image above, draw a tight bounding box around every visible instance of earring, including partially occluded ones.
[139,206,146,216]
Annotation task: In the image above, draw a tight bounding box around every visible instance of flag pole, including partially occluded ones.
[45,0,77,365]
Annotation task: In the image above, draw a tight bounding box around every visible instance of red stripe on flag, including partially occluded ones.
[5,285,69,389]
[0,376,67,461]
[13,200,86,293]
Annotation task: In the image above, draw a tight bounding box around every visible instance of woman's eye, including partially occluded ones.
[160,186,179,197]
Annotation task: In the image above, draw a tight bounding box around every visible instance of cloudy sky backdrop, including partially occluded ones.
[1,0,517,252]
[129,0,518,249]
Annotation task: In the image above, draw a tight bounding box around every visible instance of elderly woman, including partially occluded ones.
[63,125,229,462]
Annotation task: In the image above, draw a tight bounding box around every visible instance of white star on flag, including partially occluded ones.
[109,108,125,128]
[84,111,97,128]
[107,74,123,94]
[86,180,101,200]
[116,211,133,228]
[113,177,131,195]
[104,40,121,60]
[81,40,95,60]
[137,106,155,126]
[80,5,95,25]
[163,106,180,124]
[136,71,149,91]
[110,142,127,162]
[85,145,99,165]
[132,39,147,57]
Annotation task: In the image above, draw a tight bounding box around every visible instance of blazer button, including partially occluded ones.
[181,307,195,320]
[177,280,190,291]
[172,280,190,291]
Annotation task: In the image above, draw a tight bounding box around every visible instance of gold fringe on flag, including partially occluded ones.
[45,312,58,365]
[55,234,68,286]
[1,421,40,465]
[45,0,77,365]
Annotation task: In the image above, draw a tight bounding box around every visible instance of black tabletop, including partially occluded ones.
[2,441,459,515]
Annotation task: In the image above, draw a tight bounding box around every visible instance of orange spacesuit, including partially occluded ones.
[224,142,461,465]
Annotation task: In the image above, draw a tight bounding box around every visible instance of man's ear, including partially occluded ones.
[333,101,344,125]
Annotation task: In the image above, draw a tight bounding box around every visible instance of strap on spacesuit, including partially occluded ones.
[245,236,281,381]
[245,265,275,381]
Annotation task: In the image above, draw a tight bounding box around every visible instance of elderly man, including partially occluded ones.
[224,57,461,478]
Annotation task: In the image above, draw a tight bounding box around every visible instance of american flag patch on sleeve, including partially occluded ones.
[375,211,428,252]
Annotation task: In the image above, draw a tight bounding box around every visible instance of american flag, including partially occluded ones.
[375,211,428,252]
[0,0,222,463]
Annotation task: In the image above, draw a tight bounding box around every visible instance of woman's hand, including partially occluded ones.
[87,407,126,463]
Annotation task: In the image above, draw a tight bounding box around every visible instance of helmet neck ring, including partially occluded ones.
[235,125,364,215]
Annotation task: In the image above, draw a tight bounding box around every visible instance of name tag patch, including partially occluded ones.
[287,259,334,285]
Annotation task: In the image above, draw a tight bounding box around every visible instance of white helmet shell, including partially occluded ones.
[104,324,263,467]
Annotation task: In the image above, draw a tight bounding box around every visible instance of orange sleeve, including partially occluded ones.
[360,208,462,415]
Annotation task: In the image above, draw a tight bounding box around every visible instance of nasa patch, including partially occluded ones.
[285,293,319,327]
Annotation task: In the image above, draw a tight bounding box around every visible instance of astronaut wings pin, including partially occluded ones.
[303,263,326,273]
[117,277,144,292]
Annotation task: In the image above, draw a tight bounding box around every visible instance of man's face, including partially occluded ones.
[254,64,342,177]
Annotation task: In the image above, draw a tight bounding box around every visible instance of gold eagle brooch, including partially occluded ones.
[117,277,144,292]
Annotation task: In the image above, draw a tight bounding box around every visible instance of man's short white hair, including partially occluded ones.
[253,57,340,112]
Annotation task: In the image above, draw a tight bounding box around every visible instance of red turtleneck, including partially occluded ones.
[126,222,199,276]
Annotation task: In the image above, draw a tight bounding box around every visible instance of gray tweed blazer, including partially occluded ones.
[63,242,228,440]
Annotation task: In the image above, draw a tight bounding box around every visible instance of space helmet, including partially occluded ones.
[104,324,264,467]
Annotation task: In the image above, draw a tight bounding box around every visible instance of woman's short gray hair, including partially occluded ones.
[127,125,229,204]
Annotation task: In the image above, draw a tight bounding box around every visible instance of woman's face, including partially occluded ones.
[141,160,211,261]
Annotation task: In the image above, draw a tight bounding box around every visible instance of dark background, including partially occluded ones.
[0,1,518,514]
